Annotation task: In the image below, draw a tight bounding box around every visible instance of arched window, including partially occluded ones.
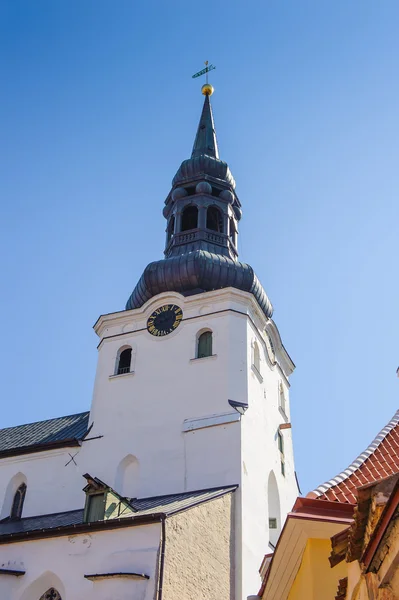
[10,482,26,520]
[197,331,213,358]
[116,347,132,375]
[267,471,281,548]
[206,206,223,232]
[39,589,62,600]
[167,215,175,243]
[181,205,198,231]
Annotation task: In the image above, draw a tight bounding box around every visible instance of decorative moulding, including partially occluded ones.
[109,372,135,380]
[84,572,149,581]
[183,412,240,433]
[189,354,217,363]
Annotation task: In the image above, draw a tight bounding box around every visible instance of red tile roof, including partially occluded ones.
[308,410,399,504]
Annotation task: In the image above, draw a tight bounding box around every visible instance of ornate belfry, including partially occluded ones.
[125,85,273,320]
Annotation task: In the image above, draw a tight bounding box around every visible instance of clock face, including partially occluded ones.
[147,304,183,337]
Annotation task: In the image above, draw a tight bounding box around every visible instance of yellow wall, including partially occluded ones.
[288,539,347,600]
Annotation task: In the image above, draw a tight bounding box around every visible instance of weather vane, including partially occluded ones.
[192,60,216,96]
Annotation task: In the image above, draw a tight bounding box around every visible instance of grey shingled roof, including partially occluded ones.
[0,486,237,540]
[127,485,237,516]
[0,412,90,456]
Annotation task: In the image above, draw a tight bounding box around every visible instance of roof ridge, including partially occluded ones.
[311,409,399,497]
[133,484,238,503]
[0,411,90,433]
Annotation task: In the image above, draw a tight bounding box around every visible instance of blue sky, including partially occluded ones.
[1,0,398,495]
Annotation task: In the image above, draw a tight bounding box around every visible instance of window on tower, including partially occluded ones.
[279,382,287,418]
[197,330,213,358]
[206,206,223,232]
[278,430,285,477]
[10,483,26,520]
[116,347,132,375]
[181,205,198,231]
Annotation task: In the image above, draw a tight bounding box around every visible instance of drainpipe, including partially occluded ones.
[157,516,166,600]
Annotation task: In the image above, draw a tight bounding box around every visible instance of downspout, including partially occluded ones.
[157,516,166,600]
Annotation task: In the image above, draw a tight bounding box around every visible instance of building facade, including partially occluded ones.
[0,86,298,600]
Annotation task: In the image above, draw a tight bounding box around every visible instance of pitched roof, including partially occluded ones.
[0,485,237,542]
[0,412,90,458]
[309,409,399,503]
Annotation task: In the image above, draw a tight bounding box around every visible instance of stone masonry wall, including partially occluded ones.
[162,492,235,600]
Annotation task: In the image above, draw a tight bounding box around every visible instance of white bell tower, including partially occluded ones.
[84,86,298,599]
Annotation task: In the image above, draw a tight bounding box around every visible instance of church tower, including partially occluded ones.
[86,84,298,598]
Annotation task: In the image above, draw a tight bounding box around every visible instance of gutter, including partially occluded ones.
[0,512,166,545]
[0,437,82,459]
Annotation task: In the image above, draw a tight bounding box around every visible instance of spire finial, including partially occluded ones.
[192,60,216,96]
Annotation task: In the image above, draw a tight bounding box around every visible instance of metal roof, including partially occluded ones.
[0,485,237,539]
[0,411,90,456]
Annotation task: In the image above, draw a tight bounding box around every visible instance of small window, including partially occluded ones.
[279,382,286,414]
[206,206,223,232]
[278,431,285,477]
[269,518,277,529]
[39,589,62,600]
[86,493,105,522]
[181,205,198,231]
[117,348,132,375]
[197,331,213,358]
[10,483,26,520]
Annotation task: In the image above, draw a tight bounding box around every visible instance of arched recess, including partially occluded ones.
[115,454,140,499]
[181,205,198,231]
[1,472,27,520]
[267,471,281,548]
[206,206,223,232]
[19,571,65,600]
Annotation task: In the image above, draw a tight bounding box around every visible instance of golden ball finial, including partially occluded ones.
[201,83,214,96]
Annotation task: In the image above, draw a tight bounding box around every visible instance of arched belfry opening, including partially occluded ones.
[167,215,175,243]
[181,205,198,231]
[206,206,223,232]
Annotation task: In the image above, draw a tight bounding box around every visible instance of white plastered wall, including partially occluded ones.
[0,523,161,600]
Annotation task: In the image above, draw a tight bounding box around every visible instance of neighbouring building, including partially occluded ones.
[0,84,299,600]
[257,409,399,600]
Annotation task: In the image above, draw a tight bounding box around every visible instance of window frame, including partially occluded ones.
[196,330,213,359]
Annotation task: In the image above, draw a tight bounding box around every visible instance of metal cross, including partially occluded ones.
[192,60,216,84]
[45,590,59,600]
[64,452,79,467]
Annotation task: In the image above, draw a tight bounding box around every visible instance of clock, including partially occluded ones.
[147,304,183,337]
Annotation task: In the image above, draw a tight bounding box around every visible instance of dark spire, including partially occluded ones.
[191,94,219,159]
[125,87,274,320]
